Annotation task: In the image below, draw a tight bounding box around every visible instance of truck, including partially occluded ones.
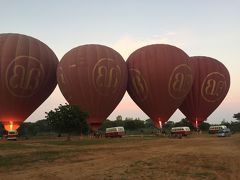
[105,126,125,138]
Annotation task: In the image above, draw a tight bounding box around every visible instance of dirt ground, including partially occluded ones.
[0,133,240,180]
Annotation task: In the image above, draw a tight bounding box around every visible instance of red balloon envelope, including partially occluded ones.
[127,44,193,128]
[179,56,230,128]
[57,44,127,131]
[0,33,58,131]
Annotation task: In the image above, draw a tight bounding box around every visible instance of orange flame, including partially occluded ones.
[196,120,198,128]
[10,121,13,131]
[3,121,20,132]
[158,118,162,129]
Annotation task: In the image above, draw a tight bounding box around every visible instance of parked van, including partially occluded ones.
[105,127,125,138]
[170,127,191,136]
[209,125,227,134]
[7,130,18,140]
[217,128,231,137]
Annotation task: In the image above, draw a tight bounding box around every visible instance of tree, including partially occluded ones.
[163,121,175,131]
[18,119,52,137]
[174,118,193,129]
[124,119,144,130]
[100,117,146,132]
[233,113,240,121]
[144,119,155,129]
[199,122,210,131]
[18,122,38,137]
[229,121,240,133]
[125,117,134,121]
[45,104,89,140]
[116,115,123,121]
[0,122,7,137]
[221,119,230,127]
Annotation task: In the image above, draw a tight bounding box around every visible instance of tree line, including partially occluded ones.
[1,104,240,137]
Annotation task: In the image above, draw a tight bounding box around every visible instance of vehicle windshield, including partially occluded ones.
[218,129,230,133]
[8,131,17,135]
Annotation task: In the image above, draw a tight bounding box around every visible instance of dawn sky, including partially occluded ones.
[1,0,239,124]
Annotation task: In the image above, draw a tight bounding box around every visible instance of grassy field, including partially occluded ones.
[0,133,239,179]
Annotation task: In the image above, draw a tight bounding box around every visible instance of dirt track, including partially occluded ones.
[0,133,240,180]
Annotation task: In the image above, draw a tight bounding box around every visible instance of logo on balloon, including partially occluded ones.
[92,58,121,95]
[6,56,45,97]
[129,68,148,101]
[168,64,193,99]
[201,72,227,102]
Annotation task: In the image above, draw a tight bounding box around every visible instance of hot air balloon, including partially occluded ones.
[127,44,193,128]
[0,33,58,131]
[179,56,230,128]
[57,44,127,131]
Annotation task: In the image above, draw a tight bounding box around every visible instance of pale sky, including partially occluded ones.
[1,0,240,124]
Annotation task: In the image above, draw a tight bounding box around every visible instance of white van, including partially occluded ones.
[209,125,227,134]
[171,127,191,136]
[105,126,125,138]
[7,130,18,140]
[217,128,231,137]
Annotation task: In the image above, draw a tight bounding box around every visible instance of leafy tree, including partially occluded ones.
[18,122,38,137]
[45,104,89,140]
[221,119,230,127]
[144,119,155,129]
[18,119,52,137]
[164,121,174,128]
[229,121,240,133]
[133,119,145,129]
[123,120,135,130]
[124,119,144,130]
[125,117,134,121]
[199,122,210,131]
[35,119,52,133]
[0,122,7,137]
[163,121,175,132]
[233,113,240,121]
[100,117,146,131]
[174,118,193,129]
[116,115,123,121]
[100,119,115,129]
[115,119,124,126]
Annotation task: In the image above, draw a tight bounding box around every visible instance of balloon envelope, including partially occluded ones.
[0,33,58,131]
[57,44,127,131]
[179,56,230,128]
[127,44,193,128]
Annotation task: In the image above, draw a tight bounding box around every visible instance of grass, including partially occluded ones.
[0,142,34,150]
[0,136,161,170]
[0,150,69,169]
[43,138,113,146]
[0,134,239,179]
[127,157,218,179]
[0,137,144,170]
[41,136,159,146]
[193,172,215,179]
[127,159,159,174]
